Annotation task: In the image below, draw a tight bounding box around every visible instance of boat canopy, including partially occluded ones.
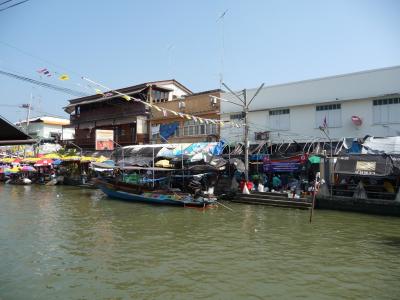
[334,154,399,177]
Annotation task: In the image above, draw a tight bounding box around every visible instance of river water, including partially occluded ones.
[0,184,399,300]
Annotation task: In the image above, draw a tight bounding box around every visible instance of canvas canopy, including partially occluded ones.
[362,136,400,155]
[334,154,395,177]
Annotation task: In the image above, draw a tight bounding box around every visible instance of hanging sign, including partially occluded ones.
[95,129,114,150]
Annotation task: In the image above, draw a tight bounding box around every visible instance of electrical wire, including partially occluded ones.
[0,0,14,6]
[0,69,89,97]
[0,0,29,12]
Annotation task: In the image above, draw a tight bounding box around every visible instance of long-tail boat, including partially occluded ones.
[94,166,216,207]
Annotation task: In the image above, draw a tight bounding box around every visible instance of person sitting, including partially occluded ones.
[272,174,282,191]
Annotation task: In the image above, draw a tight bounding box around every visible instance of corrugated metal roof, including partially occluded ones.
[221,65,400,113]
[17,116,70,126]
[0,115,33,143]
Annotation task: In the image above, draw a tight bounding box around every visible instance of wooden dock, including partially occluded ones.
[229,191,312,209]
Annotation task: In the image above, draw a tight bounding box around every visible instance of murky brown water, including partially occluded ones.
[1,184,399,299]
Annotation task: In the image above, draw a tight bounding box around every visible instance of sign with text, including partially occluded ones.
[95,129,114,150]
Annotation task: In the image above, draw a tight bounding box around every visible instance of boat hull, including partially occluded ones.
[97,180,214,207]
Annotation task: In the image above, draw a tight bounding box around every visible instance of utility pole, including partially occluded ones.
[21,102,32,158]
[243,89,249,181]
[21,103,32,133]
[219,83,264,183]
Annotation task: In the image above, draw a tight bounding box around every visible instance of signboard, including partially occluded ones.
[263,154,307,173]
[355,161,376,175]
[95,129,114,150]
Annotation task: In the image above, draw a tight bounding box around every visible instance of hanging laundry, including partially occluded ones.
[151,124,160,135]
[160,122,179,140]
[162,109,168,117]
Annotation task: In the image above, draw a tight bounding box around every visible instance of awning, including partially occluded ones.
[0,115,35,145]
[0,139,37,145]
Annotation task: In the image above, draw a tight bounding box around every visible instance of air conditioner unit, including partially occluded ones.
[178,101,186,109]
[255,131,270,141]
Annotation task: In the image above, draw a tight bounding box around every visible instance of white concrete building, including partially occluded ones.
[16,116,74,140]
[220,66,400,144]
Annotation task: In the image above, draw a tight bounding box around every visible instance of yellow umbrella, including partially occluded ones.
[43,153,61,159]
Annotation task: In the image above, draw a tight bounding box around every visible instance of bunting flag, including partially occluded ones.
[58,74,69,81]
[80,76,226,127]
[37,68,51,77]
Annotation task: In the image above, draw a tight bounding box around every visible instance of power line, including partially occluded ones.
[0,69,89,97]
[0,0,29,12]
[0,0,14,6]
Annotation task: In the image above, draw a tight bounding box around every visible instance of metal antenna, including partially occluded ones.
[217,9,228,88]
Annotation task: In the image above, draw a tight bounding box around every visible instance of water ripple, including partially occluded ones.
[1,184,400,299]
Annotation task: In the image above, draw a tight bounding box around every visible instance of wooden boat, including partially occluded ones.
[95,178,216,207]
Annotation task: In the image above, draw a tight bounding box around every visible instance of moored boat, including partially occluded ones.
[96,177,216,207]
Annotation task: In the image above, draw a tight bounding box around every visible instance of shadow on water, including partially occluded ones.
[380,236,400,248]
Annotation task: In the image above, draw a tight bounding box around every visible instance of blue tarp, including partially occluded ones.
[347,141,361,154]
[160,122,179,140]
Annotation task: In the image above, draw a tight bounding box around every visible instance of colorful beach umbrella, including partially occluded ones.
[53,159,62,165]
[34,159,53,167]
[308,155,321,164]
[20,165,36,172]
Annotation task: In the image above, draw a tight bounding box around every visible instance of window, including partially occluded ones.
[373,98,400,124]
[269,109,290,131]
[230,112,245,120]
[182,120,216,136]
[173,126,180,137]
[151,90,169,103]
[315,104,342,128]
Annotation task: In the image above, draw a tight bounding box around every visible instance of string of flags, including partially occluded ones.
[34,66,229,127]
[81,76,227,127]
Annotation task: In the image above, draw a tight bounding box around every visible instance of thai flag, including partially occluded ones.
[37,68,51,77]
[322,116,328,128]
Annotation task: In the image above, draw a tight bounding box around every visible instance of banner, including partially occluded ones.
[95,129,114,150]
[263,154,308,173]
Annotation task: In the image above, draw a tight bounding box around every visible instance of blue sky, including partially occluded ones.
[0,0,399,122]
